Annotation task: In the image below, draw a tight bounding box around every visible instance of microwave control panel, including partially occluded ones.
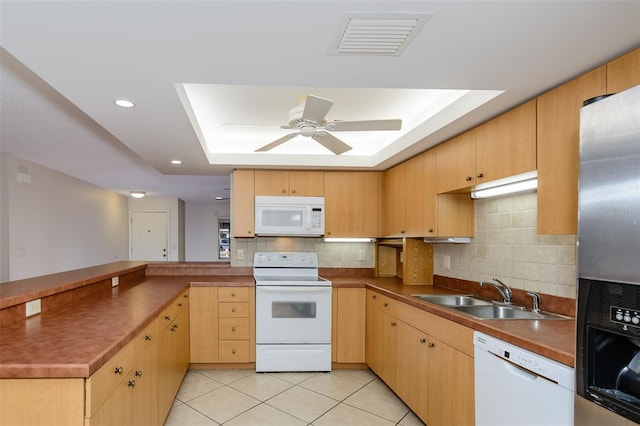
[610,306,640,328]
[310,208,323,229]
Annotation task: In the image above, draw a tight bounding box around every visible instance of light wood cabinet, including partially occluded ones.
[405,150,437,237]
[537,66,607,234]
[475,99,537,183]
[324,171,382,237]
[383,163,407,236]
[606,47,640,93]
[190,286,255,364]
[365,289,475,426]
[331,288,366,364]
[232,170,255,237]
[254,170,324,196]
[435,129,476,193]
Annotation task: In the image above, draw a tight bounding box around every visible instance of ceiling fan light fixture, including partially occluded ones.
[130,191,146,198]
[114,99,135,108]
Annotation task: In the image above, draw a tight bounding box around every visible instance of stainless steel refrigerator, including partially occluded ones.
[575,84,640,425]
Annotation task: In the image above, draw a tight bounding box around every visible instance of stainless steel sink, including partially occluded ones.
[410,294,493,306]
[451,304,571,320]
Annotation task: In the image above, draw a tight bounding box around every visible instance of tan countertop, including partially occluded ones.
[0,264,574,379]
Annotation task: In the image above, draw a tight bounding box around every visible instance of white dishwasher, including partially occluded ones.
[474,331,574,426]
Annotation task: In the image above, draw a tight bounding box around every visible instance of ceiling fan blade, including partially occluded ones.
[302,95,334,123]
[223,123,282,129]
[311,132,352,155]
[255,132,298,152]
[329,119,402,132]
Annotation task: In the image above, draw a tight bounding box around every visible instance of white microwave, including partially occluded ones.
[255,196,325,237]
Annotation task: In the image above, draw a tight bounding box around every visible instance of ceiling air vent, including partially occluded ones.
[329,13,431,56]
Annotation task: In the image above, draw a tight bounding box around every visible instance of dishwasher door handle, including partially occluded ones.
[491,351,559,385]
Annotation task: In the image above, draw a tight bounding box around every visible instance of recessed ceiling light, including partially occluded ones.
[130,191,146,198]
[114,99,135,108]
[171,160,182,165]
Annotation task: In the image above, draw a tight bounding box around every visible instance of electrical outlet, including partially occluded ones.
[26,299,41,317]
[444,255,451,269]
[237,249,244,261]
[359,250,367,261]
[112,276,119,287]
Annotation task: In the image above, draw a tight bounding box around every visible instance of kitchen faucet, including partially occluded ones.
[479,278,512,305]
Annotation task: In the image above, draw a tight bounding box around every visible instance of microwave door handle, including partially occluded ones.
[256,286,331,293]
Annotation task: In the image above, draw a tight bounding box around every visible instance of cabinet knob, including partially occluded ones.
[477,172,484,178]
[231,307,236,313]
[128,380,136,388]
[400,230,405,234]
[248,230,252,234]
[383,302,388,307]
[391,322,397,327]
[420,338,426,344]
[165,315,171,321]
[428,228,434,233]
[184,294,188,298]
[231,292,236,297]
[465,176,472,181]
[372,295,377,299]
[428,342,435,348]
[135,370,143,377]
[232,326,236,332]
[178,303,183,307]
[114,367,123,375]
[327,231,331,235]
[145,335,152,341]
[292,189,296,194]
[281,189,287,194]
[232,349,237,354]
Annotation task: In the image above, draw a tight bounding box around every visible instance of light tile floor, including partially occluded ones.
[164,369,426,426]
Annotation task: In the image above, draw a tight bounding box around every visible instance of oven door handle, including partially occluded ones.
[256,286,332,293]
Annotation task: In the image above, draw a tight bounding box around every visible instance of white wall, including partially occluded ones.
[185,200,230,261]
[434,192,578,299]
[0,154,129,281]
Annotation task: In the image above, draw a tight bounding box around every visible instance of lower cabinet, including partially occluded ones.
[365,289,475,426]
[332,287,366,364]
[190,286,255,364]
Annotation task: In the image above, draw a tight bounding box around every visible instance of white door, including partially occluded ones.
[131,211,168,261]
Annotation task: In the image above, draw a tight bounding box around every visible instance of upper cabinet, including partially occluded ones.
[232,170,255,238]
[383,163,407,236]
[475,99,537,183]
[606,48,640,93]
[324,171,382,238]
[405,150,437,237]
[435,129,476,193]
[254,170,323,196]
[538,48,639,235]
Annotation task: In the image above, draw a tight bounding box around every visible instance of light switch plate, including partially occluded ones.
[444,255,451,269]
[237,249,244,261]
[26,299,41,317]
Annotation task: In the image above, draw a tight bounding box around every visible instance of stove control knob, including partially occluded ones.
[616,313,624,321]
[632,316,640,325]
[624,315,632,323]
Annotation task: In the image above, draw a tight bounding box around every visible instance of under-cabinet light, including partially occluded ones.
[471,171,538,199]
[324,238,374,243]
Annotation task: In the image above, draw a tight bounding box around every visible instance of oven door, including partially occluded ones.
[256,286,331,344]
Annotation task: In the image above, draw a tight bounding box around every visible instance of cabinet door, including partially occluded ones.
[435,129,476,193]
[537,66,606,234]
[383,163,407,236]
[475,99,536,183]
[88,371,134,426]
[189,287,219,363]
[289,171,324,196]
[132,343,158,426]
[396,322,430,423]
[436,194,474,237]
[365,291,380,371]
[374,309,399,389]
[427,337,474,426]
[606,47,640,93]
[254,170,290,195]
[324,171,382,237]
[405,149,436,236]
[334,288,366,363]
[232,170,255,237]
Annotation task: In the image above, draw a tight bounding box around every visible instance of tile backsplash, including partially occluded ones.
[434,192,578,299]
[231,237,375,268]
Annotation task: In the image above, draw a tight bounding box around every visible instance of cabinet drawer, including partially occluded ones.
[218,340,250,362]
[218,317,249,340]
[218,287,249,302]
[85,339,135,416]
[219,302,249,318]
[134,318,158,354]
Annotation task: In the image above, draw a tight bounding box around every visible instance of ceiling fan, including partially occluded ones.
[253,95,402,155]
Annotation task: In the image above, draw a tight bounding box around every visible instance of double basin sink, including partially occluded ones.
[411,294,570,320]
